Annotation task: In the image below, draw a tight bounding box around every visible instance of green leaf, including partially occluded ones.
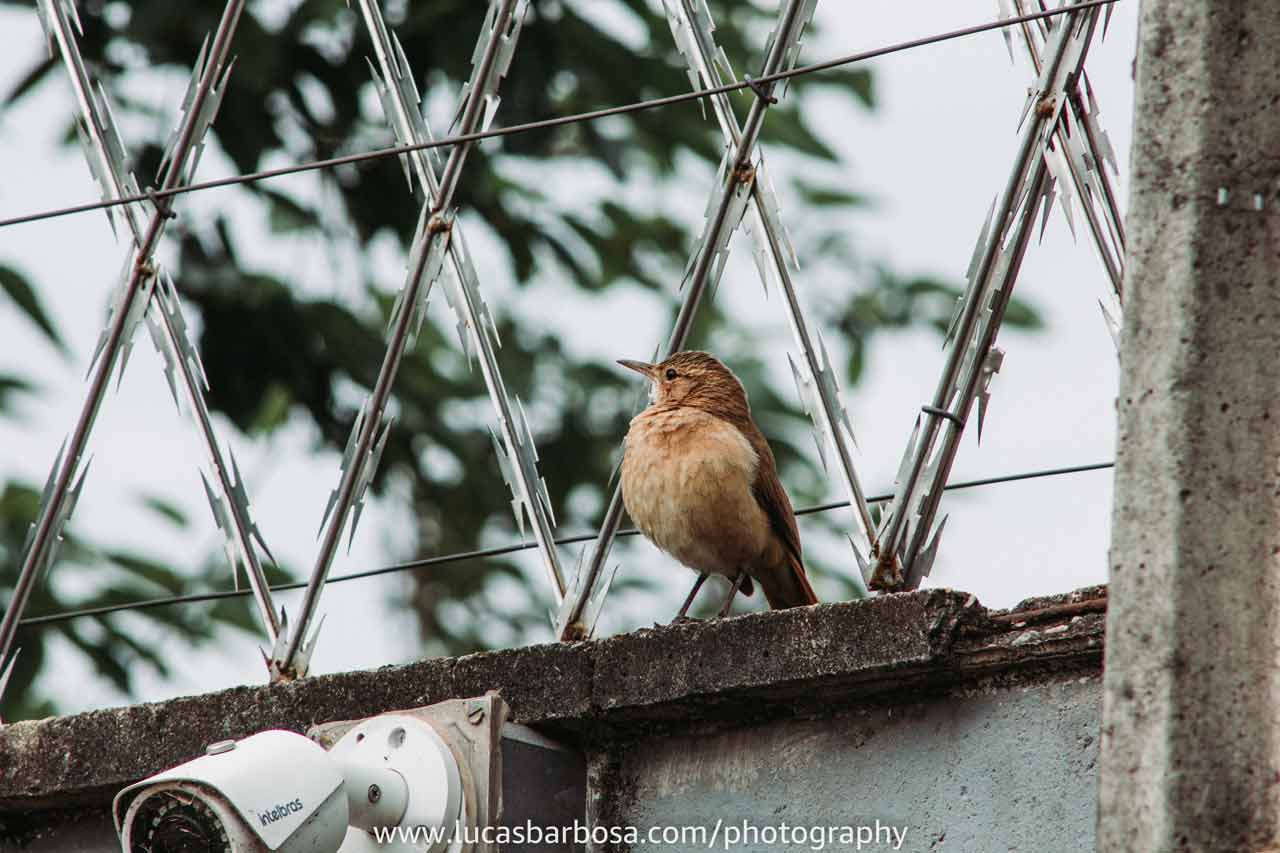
[140,495,190,529]
[814,68,876,109]
[0,373,35,414]
[795,179,870,209]
[1002,296,1044,330]
[3,55,56,106]
[760,105,838,161]
[0,264,66,355]
[103,551,188,594]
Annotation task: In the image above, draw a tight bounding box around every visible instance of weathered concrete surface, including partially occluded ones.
[1099,1,1280,850]
[613,675,1100,853]
[0,585,1105,848]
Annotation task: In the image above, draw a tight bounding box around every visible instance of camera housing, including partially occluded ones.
[113,730,348,852]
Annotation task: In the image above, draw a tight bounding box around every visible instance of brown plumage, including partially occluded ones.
[617,351,818,613]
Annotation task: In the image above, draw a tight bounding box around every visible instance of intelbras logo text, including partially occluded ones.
[257,798,304,827]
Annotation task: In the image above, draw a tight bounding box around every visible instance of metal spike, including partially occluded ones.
[895,417,922,490]
[449,230,500,354]
[580,561,620,631]
[269,608,292,665]
[58,461,90,536]
[966,199,997,284]
[753,158,799,271]
[680,144,737,291]
[761,0,817,99]
[851,535,872,583]
[452,0,526,133]
[200,469,239,578]
[976,347,1005,443]
[787,353,828,472]
[225,448,275,567]
[1084,82,1119,174]
[814,331,854,440]
[405,213,451,349]
[489,427,525,536]
[348,415,393,550]
[368,57,415,192]
[997,0,1016,62]
[1038,178,1057,240]
[319,407,367,537]
[88,251,153,381]
[159,36,209,179]
[1045,143,1077,238]
[907,515,948,588]
[1018,85,1038,129]
[1100,298,1122,350]
[740,207,774,299]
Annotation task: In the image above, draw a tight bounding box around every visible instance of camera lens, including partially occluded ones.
[129,791,231,853]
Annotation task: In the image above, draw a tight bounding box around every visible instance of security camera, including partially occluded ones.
[113,715,464,853]
[112,694,586,853]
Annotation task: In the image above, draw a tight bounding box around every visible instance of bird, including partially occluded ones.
[617,350,818,619]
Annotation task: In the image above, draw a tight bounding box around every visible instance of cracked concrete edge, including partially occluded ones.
[0,585,1105,812]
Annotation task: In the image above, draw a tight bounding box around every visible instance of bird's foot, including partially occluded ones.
[670,615,702,625]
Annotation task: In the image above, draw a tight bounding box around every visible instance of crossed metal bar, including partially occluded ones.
[871,0,1110,590]
[555,0,822,640]
[38,0,280,641]
[354,0,564,607]
[1002,0,1125,337]
[0,0,251,705]
[660,0,878,588]
[272,0,530,679]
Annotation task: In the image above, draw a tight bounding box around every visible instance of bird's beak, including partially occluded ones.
[617,359,658,379]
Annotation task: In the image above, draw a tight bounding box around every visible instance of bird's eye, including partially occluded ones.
[665,368,678,380]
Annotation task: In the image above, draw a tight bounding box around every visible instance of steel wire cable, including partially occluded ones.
[15,460,1114,628]
[0,0,1120,231]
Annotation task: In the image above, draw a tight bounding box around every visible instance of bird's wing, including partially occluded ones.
[736,417,803,566]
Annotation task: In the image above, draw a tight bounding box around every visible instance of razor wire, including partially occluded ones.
[0,0,252,704]
[1000,0,1125,339]
[271,0,530,680]
[34,0,282,642]
[871,0,1112,590]
[554,0,821,640]
[0,0,1121,233]
[0,0,1128,693]
[17,460,1115,631]
[665,0,879,589]
[355,0,566,609]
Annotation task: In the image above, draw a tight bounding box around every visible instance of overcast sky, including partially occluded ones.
[0,0,1135,715]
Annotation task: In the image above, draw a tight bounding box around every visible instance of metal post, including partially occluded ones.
[1098,2,1280,849]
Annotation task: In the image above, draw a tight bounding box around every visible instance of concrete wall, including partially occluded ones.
[615,676,1099,852]
[0,586,1106,851]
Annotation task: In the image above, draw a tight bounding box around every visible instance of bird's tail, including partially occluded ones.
[759,555,819,609]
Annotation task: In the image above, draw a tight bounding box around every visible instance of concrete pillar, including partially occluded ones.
[1098,2,1280,850]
